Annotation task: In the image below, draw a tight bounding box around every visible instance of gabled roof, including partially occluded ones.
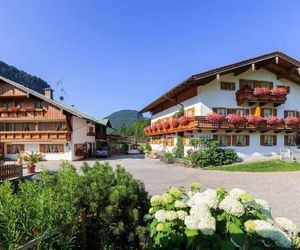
[140,51,300,113]
[0,76,111,127]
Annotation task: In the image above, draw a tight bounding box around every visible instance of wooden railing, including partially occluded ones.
[145,116,299,136]
[0,131,71,142]
[0,108,46,119]
[236,88,287,106]
[0,164,23,180]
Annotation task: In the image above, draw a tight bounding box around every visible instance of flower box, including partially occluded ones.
[245,115,264,125]
[284,116,299,126]
[253,87,270,96]
[8,107,19,112]
[170,119,179,128]
[206,113,225,123]
[151,124,158,131]
[162,121,170,129]
[225,114,245,124]
[270,87,287,97]
[266,116,283,126]
[157,123,163,130]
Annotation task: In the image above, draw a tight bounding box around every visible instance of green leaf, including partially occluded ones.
[185,229,198,237]
[220,240,235,250]
[228,222,244,247]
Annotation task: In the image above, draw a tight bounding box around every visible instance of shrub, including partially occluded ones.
[173,135,184,158]
[148,183,300,249]
[189,140,237,167]
[145,142,152,151]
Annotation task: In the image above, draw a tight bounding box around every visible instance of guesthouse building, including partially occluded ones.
[141,52,300,156]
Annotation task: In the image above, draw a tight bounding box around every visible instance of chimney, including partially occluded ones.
[44,87,54,99]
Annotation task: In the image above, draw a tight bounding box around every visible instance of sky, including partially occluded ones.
[0,1,300,119]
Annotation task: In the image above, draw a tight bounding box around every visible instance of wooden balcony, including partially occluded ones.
[236,89,287,106]
[0,108,47,121]
[145,116,299,136]
[0,131,71,142]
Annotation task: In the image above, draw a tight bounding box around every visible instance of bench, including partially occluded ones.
[0,164,23,181]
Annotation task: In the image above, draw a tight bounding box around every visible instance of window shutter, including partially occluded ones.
[20,145,24,152]
[232,135,237,146]
[245,135,250,146]
[40,144,45,153]
[7,144,12,154]
[284,135,288,146]
[273,135,277,146]
[226,135,232,146]
[260,135,265,146]
[273,109,277,116]
[212,134,218,141]
[284,111,288,118]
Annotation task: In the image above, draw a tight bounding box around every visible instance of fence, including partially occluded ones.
[0,164,23,180]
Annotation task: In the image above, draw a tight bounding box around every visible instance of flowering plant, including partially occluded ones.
[162,121,170,129]
[266,116,283,126]
[148,183,299,249]
[270,87,287,97]
[206,113,225,123]
[226,114,245,124]
[151,124,158,131]
[170,118,179,128]
[156,123,163,130]
[284,116,300,126]
[144,126,151,133]
[245,115,264,125]
[8,107,19,112]
[178,116,189,126]
[253,87,270,96]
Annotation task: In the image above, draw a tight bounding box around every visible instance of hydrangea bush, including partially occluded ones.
[148,183,300,249]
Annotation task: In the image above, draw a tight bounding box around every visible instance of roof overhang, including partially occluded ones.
[140,51,300,113]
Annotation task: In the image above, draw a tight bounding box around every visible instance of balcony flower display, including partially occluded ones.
[226,114,245,124]
[245,115,264,125]
[162,121,170,129]
[8,107,19,112]
[206,113,225,123]
[178,116,189,126]
[284,116,300,126]
[253,87,270,96]
[170,118,179,128]
[266,116,283,126]
[151,124,158,131]
[144,126,151,133]
[270,87,287,97]
[22,107,34,112]
[156,123,163,130]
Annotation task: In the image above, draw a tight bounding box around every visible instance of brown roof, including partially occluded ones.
[140,51,300,113]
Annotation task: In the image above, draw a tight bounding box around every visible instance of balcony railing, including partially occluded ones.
[236,88,287,106]
[145,116,299,136]
[0,131,71,142]
[0,107,47,120]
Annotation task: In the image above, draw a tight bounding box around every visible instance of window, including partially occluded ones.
[232,135,249,147]
[213,134,229,146]
[7,144,24,154]
[262,108,273,118]
[44,122,49,130]
[11,123,17,131]
[35,101,44,109]
[15,103,23,108]
[240,79,273,89]
[23,123,30,131]
[55,122,64,131]
[284,110,299,118]
[260,135,277,146]
[185,108,195,117]
[213,107,226,116]
[227,108,249,116]
[166,135,174,146]
[277,85,290,94]
[220,82,235,91]
[40,144,64,153]
[284,135,297,146]
[1,103,9,108]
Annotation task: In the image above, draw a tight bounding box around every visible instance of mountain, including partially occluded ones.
[0,60,50,93]
[105,109,148,129]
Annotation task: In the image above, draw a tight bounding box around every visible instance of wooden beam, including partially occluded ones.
[276,66,298,80]
[233,66,250,76]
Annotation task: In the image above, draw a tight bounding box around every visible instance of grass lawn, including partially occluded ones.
[205,159,300,172]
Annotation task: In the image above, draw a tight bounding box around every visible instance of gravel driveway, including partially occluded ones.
[37,155,300,228]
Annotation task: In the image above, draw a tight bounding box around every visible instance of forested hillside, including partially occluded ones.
[0,60,50,93]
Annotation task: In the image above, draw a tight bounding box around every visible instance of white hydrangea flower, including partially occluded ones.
[184,215,200,230]
[177,210,188,220]
[198,216,216,236]
[166,210,178,221]
[193,189,218,209]
[174,199,187,208]
[154,209,167,222]
[245,220,292,249]
[229,188,246,199]
[255,199,270,211]
[245,198,273,221]
[190,203,210,220]
[274,217,297,235]
[219,195,245,217]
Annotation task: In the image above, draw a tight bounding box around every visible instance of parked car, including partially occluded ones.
[95,147,111,158]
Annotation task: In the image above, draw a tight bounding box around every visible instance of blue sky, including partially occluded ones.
[0,1,300,118]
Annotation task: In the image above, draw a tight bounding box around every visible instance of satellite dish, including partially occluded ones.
[59,96,64,101]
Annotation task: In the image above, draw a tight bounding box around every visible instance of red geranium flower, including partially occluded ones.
[270,87,287,97]
[206,113,225,123]
[156,123,163,130]
[163,121,170,129]
[178,116,189,125]
[245,115,264,125]
[170,118,179,128]
[226,114,245,124]
[266,116,283,126]
[284,116,299,126]
[151,124,158,131]
[253,87,270,96]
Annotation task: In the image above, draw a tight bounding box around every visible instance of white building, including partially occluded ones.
[0,76,110,161]
[141,51,300,156]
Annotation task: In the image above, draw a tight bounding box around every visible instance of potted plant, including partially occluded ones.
[170,118,179,128]
[23,152,42,174]
[253,87,270,96]
[162,121,170,129]
[225,114,245,124]
[206,113,225,123]
[245,115,264,125]
[270,87,287,97]
[178,116,189,126]
[266,116,283,126]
